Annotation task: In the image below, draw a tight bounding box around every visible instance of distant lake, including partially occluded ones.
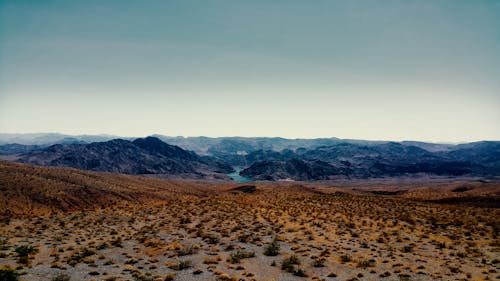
[228,167,252,183]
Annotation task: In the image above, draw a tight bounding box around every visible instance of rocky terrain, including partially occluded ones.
[12,137,232,180]
[0,161,499,281]
[241,142,500,180]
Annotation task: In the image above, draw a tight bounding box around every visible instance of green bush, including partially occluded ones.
[312,257,325,267]
[229,250,255,263]
[293,268,307,277]
[281,255,300,272]
[14,245,37,257]
[67,248,96,266]
[0,269,19,281]
[340,254,351,263]
[264,239,280,256]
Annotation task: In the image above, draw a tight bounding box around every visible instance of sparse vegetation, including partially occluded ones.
[0,161,499,280]
[169,260,192,270]
[14,245,37,257]
[67,248,96,266]
[0,268,19,281]
[263,239,280,256]
[229,250,255,263]
[51,273,71,281]
[340,254,352,263]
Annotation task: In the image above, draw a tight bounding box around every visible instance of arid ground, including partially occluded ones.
[1,161,499,281]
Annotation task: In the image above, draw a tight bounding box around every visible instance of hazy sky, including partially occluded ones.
[1,0,499,142]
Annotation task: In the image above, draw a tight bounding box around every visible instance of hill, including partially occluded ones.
[0,160,224,217]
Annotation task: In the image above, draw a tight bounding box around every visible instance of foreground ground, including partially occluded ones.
[0,161,499,280]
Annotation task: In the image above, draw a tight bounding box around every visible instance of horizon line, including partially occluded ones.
[1,131,499,145]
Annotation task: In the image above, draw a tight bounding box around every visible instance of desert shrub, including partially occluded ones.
[203,257,218,264]
[0,269,19,281]
[110,237,122,247]
[203,233,220,244]
[293,268,307,277]
[456,252,467,258]
[281,255,300,272]
[67,248,95,266]
[340,254,351,263]
[14,245,37,257]
[312,257,325,267]
[229,250,255,263]
[281,255,307,277]
[51,273,71,281]
[356,259,375,268]
[379,271,391,277]
[264,239,280,256]
[164,273,176,280]
[238,233,252,243]
[169,260,192,270]
[402,245,413,253]
[176,245,196,256]
[398,273,411,281]
[15,244,38,264]
[436,241,446,249]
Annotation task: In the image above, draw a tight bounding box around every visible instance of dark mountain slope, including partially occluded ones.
[17,137,231,180]
[132,136,199,161]
[240,142,499,180]
[443,141,500,174]
[240,158,351,181]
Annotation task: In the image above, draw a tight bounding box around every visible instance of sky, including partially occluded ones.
[0,0,499,142]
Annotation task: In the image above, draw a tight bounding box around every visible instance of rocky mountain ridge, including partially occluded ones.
[1,134,499,181]
[15,136,232,180]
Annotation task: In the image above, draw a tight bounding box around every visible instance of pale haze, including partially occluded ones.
[0,0,499,142]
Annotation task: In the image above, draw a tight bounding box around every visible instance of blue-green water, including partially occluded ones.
[227,167,252,183]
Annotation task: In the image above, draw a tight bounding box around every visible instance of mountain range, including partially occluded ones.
[12,136,232,180]
[0,133,499,181]
[240,142,499,180]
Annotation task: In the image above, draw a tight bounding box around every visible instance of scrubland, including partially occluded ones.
[0,161,499,280]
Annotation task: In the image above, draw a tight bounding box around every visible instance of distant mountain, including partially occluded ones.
[153,135,345,156]
[240,158,350,181]
[0,143,44,155]
[17,137,232,180]
[240,142,500,180]
[0,133,454,158]
[2,133,499,181]
[0,133,120,146]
